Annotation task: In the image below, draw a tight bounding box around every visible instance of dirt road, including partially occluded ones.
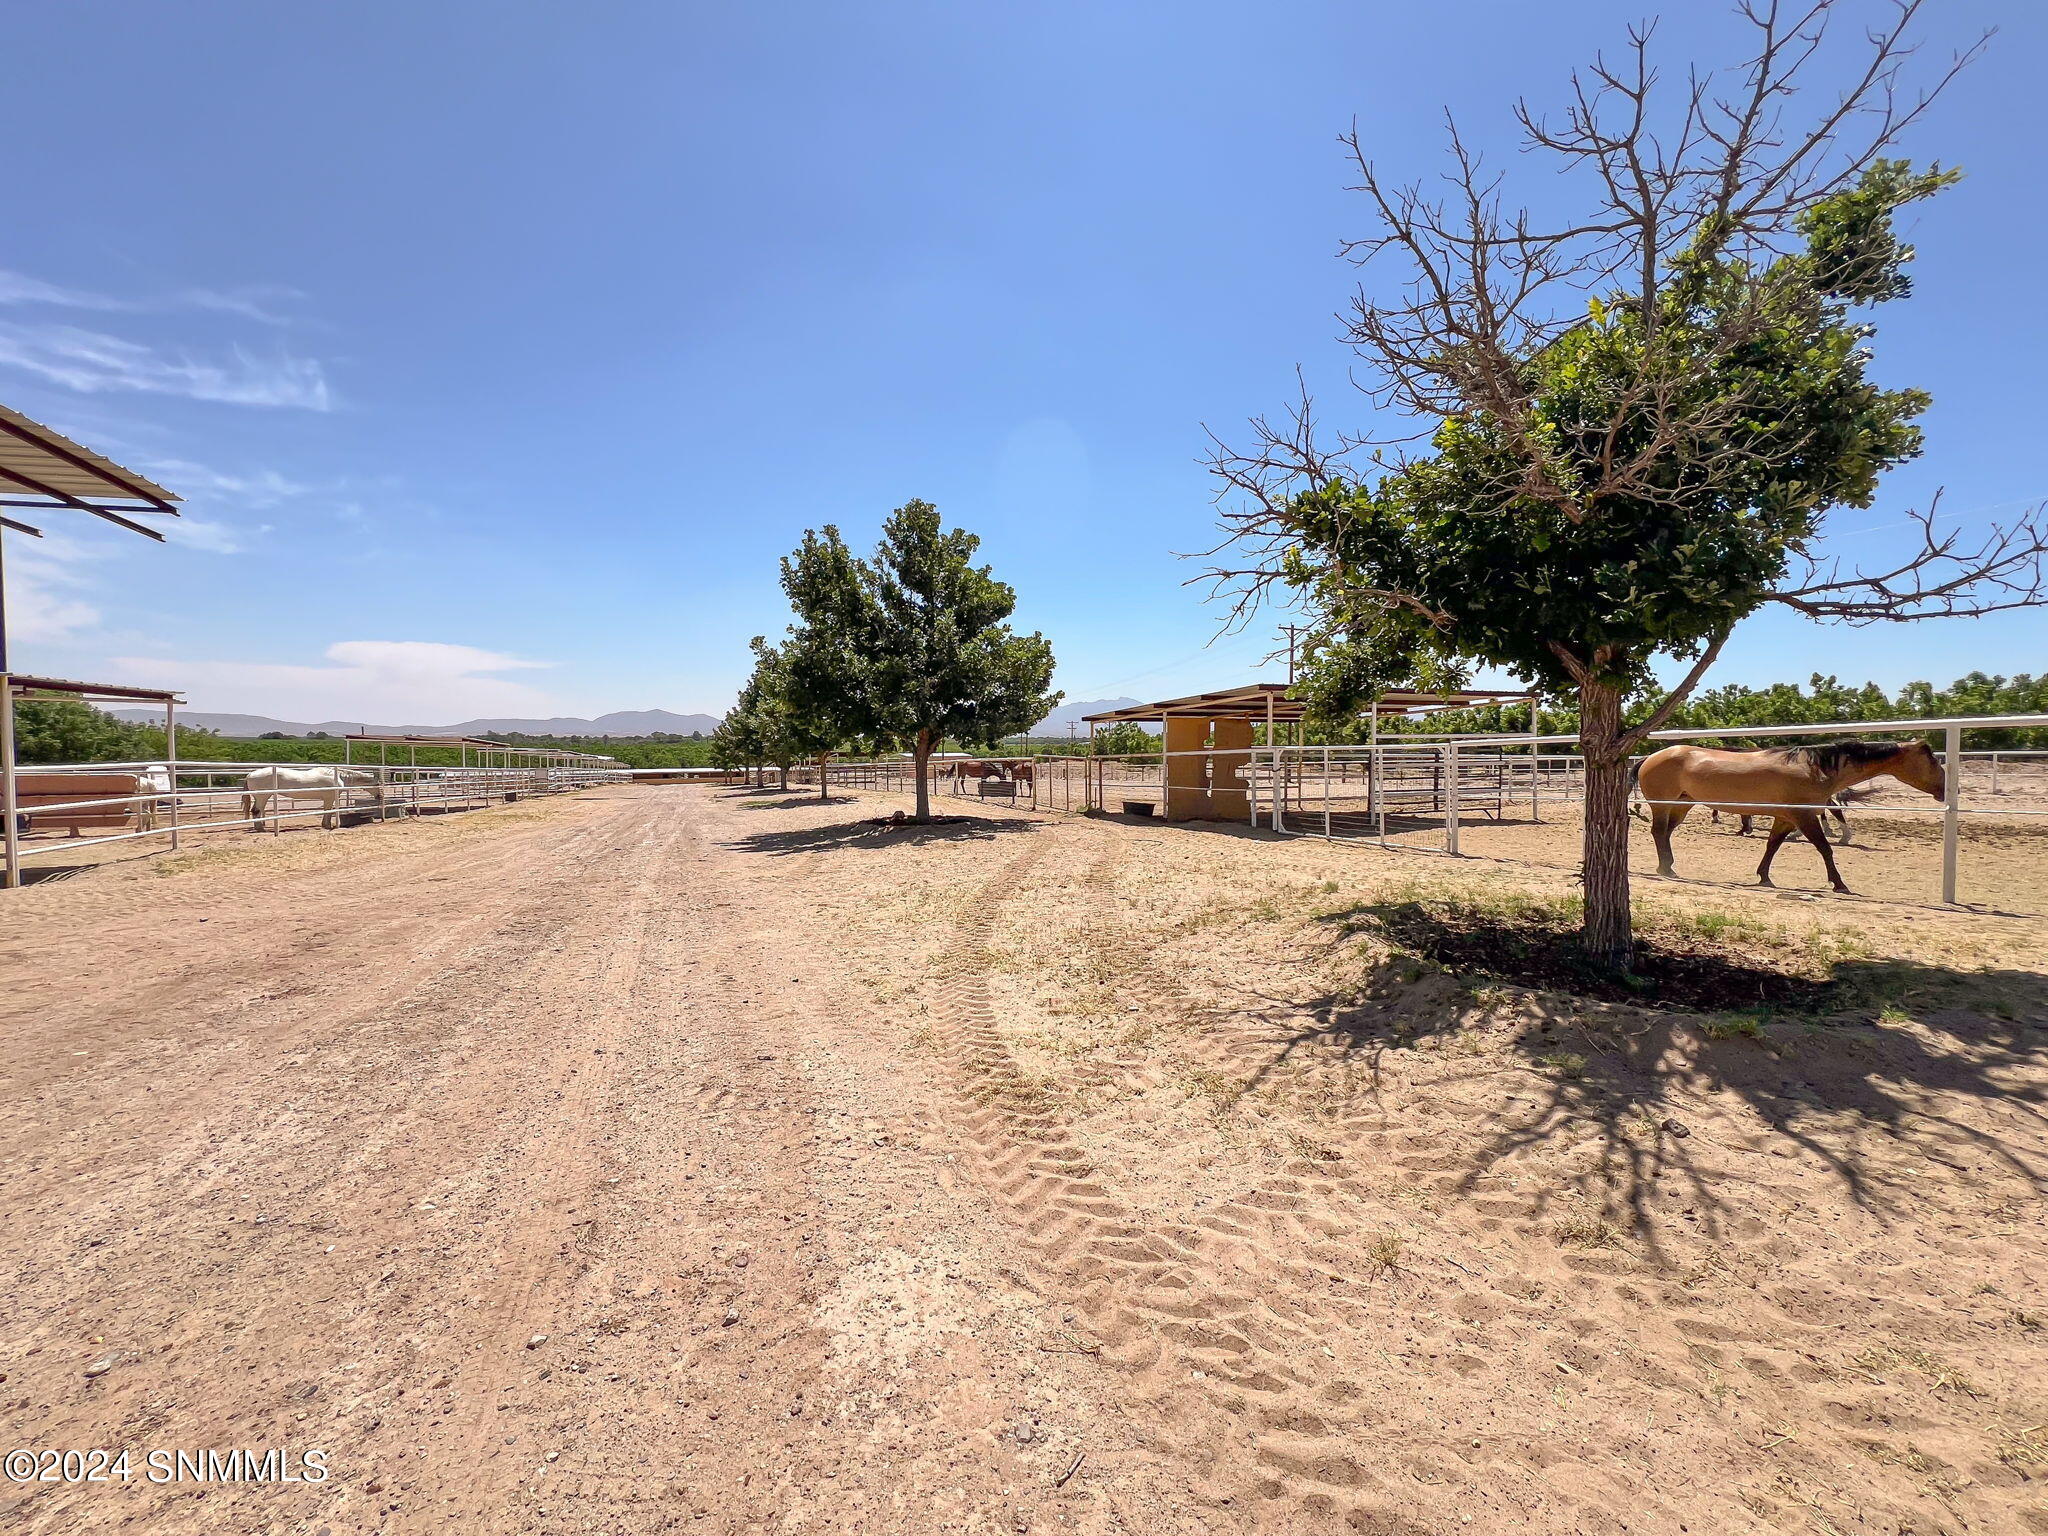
[0,788,1183,1534]
[3,785,2044,1535]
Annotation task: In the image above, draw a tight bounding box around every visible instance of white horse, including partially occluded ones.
[242,766,385,832]
[134,765,173,831]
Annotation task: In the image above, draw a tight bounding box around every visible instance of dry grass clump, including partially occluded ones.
[1553,1211,1624,1248]
[1848,1345,1983,1398]
[1362,1231,1404,1276]
[1994,1421,2048,1470]
[1176,1065,1245,1113]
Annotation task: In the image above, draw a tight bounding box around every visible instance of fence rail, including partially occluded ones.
[1251,714,2048,907]
[785,715,2048,909]
[3,756,630,885]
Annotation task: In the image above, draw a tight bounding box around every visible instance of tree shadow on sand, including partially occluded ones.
[726,815,1043,858]
[1208,901,2048,1266]
[729,795,863,809]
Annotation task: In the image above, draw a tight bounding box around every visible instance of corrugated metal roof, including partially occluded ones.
[3,674,183,704]
[1081,683,1535,724]
[343,733,619,761]
[0,403,181,510]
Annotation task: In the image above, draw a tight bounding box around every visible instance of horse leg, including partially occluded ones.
[1795,809,1851,894]
[1651,803,1691,877]
[1755,818,1795,887]
[1738,815,1754,837]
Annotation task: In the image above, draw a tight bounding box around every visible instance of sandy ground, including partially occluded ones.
[2,784,2044,1535]
[1352,801,2048,918]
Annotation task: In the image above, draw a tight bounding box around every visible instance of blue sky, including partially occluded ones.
[2,0,2040,725]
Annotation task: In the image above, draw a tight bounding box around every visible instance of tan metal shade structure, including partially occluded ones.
[342,733,622,769]
[1082,682,1539,824]
[2,675,186,889]
[0,409,187,887]
[0,401,185,679]
[0,403,181,539]
[1081,683,1534,725]
[3,674,183,705]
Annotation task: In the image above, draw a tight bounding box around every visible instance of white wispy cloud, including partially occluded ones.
[2,448,292,650]
[141,459,312,509]
[110,641,559,724]
[0,267,326,408]
[166,518,247,555]
[6,528,105,643]
[0,268,300,326]
[0,271,133,311]
[0,320,332,409]
[177,286,302,326]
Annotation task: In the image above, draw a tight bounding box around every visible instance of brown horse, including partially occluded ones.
[1637,740,1944,893]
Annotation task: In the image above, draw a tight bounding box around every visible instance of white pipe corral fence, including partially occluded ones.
[1249,713,2048,908]
[3,754,629,885]
[795,714,2048,910]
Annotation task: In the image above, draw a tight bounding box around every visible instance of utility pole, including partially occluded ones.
[1278,624,1309,685]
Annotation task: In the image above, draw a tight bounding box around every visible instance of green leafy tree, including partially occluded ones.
[12,699,224,765]
[1089,721,1158,758]
[707,720,755,781]
[746,634,854,801]
[776,533,883,801]
[721,648,807,790]
[777,500,1059,822]
[1210,7,2043,969]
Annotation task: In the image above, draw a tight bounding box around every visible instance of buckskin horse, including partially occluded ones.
[1637,739,1945,893]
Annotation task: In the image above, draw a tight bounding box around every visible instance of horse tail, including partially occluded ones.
[1627,758,1647,821]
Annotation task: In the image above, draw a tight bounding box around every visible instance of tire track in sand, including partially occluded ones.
[928,843,1441,1533]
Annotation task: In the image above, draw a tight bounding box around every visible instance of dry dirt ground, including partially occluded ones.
[2,784,2044,1536]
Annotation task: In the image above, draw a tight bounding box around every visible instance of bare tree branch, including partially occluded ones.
[1619,627,1733,753]
[1545,641,1593,688]
[1277,0,1990,535]
[1770,497,2048,622]
[1196,374,1353,629]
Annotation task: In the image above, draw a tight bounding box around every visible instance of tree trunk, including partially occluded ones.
[777,762,789,792]
[817,752,830,802]
[913,729,932,822]
[1578,677,1634,973]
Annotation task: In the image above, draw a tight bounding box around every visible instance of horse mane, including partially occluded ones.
[1789,739,1906,775]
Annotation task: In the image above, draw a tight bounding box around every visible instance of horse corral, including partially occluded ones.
[804,695,2048,915]
[1,678,627,887]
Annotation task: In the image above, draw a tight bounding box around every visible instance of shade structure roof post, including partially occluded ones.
[1,675,186,891]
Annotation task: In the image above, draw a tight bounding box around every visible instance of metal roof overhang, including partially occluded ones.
[2,673,183,705]
[1081,683,1535,725]
[0,403,181,541]
[343,733,619,763]
[347,733,537,751]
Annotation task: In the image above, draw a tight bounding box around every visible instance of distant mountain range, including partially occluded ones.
[110,708,725,739]
[111,697,1149,742]
[1027,697,1156,736]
